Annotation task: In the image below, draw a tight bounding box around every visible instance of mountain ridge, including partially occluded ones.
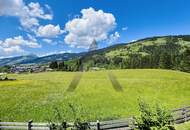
[0,35,190,67]
[0,52,85,66]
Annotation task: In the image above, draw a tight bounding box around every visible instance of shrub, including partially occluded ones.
[135,100,175,130]
[47,103,90,130]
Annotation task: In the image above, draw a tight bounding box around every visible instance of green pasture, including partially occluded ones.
[0,69,190,122]
[175,122,190,130]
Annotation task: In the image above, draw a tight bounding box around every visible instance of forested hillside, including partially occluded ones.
[63,35,190,72]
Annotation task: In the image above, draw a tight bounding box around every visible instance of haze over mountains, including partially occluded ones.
[0,53,85,66]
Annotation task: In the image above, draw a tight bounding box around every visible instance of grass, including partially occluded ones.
[107,71,123,92]
[66,72,83,92]
[0,69,190,122]
[175,122,190,130]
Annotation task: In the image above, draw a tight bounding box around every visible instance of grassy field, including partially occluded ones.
[0,69,190,122]
[175,122,190,130]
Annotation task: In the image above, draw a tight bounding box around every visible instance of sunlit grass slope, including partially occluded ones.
[175,122,190,130]
[0,69,190,122]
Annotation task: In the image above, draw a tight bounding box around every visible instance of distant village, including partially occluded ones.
[9,64,53,74]
[0,39,99,74]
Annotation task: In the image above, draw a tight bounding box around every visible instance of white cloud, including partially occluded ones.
[26,34,41,48]
[131,39,137,42]
[40,50,72,57]
[59,50,72,53]
[42,39,52,44]
[122,27,128,31]
[0,0,53,29]
[2,46,24,54]
[0,35,41,56]
[108,31,120,44]
[25,41,41,48]
[2,36,24,47]
[27,2,52,20]
[27,34,36,41]
[0,44,24,56]
[64,7,116,48]
[0,36,40,48]
[36,24,63,38]
[0,0,23,16]
[20,17,39,29]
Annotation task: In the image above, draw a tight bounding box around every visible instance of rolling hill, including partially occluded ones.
[0,55,38,66]
[78,35,190,72]
[0,52,85,66]
[0,35,190,73]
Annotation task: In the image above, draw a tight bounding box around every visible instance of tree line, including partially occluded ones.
[47,36,190,73]
[49,45,190,73]
[76,37,190,72]
[49,59,83,71]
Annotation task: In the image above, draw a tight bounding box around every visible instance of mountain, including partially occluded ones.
[0,55,38,66]
[1,35,190,73]
[77,35,190,72]
[0,53,85,66]
[24,52,85,64]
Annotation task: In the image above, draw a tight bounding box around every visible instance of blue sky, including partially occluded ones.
[0,0,190,58]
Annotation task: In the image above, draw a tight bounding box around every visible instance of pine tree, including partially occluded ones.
[180,49,190,72]
[58,61,65,70]
[49,61,58,69]
[159,53,172,69]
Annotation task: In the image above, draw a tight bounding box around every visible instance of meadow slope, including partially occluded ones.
[0,69,190,122]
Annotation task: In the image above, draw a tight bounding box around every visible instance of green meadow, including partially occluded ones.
[175,122,190,130]
[0,69,190,122]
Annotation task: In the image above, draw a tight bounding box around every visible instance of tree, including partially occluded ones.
[75,58,83,71]
[112,56,123,65]
[59,61,65,70]
[180,49,190,72]
[0,65,11,73]
[64,64,68,71]
[49,61,58,69]
[159,53,172,69]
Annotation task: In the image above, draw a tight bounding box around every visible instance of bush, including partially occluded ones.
[135,100,175,130]
[73,119,90,130]
[47,103,90,130]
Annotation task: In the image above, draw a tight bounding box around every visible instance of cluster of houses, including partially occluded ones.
[10,64,53,73]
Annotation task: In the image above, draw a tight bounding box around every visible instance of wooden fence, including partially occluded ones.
[0,106,189,130]
[172,106,190,124]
